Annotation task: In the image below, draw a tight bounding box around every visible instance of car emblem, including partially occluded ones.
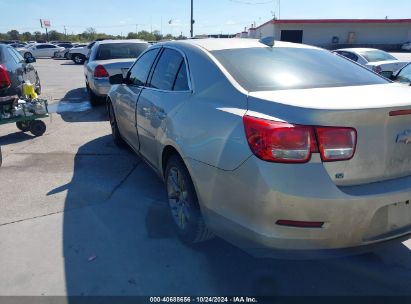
[396,129,411,144]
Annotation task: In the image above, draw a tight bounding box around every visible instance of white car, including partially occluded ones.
[16,43,65,59]
[402,41,411,51]
[333,48,408,75]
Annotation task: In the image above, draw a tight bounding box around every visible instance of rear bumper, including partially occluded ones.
[187,156,411,257]
[90,78,110,96]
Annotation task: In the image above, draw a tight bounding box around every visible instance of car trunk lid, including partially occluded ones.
[93,59,135,77]
[248,83,411,186]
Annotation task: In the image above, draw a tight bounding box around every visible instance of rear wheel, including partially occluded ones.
[165,155,214,244]
[87,83,101,106]
[16,121,30,132]
[72,54,85,64]
[29,120,46,137]
[108,102,125,146]
[24,52,33,59]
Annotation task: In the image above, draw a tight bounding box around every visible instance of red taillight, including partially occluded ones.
[372,65,382,74]
[243,115,317,163]
[243,115,357,163]
[315,127,356,162]
[94,65,109,78]
[0,64,11,89]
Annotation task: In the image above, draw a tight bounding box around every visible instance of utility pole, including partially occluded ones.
[190,0,194,38]
[278,0,281,20]
[64,26,67,38]
[136,24,138,35]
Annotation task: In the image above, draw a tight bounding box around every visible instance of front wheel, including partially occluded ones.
[165,155,214,244]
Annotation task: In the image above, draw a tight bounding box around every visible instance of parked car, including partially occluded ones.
[16,43,65,59]
[401,41,411,51]
[53,43,76,59]
[68,43,94,64]
[107,39,411,258]
[389,62,411,84]
[84,39,149,104]
[333,48,408,75]
[9,43,27,49]
[0,43,40,97]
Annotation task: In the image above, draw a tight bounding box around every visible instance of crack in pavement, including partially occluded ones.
[108,161,143,199]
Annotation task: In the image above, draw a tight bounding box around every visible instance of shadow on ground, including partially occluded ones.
[54,135,411,297]
[49,88,108,123]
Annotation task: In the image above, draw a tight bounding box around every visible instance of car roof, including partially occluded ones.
[96,39,148,45]
[335,48,383,53]
[159,38,320,52]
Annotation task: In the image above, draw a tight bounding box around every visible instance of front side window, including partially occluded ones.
[211,47,389,92]
[128,48,161,86]
[149,49,185,91]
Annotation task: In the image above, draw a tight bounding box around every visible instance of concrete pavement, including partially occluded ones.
[1,57,411,297]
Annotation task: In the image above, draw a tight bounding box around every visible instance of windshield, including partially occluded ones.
[211,47,389,92]
[95,43,148,60]
[359,50,397,62]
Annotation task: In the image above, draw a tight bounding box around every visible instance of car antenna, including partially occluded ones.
[259,36,275,47]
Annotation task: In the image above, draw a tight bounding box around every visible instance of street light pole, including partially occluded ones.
[190,0,194,38]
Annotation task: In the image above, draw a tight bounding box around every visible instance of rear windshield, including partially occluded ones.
[211,47,389,92]
[358,50,397,62]
[95,43,148,60]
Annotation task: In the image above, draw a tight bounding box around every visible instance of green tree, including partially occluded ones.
[22,32,32,41]
[7,30,20,40]
[48,30,65,41]
[127,32,138,39]
[33,31,42,41]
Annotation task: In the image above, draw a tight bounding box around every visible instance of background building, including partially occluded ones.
[237,19,411,50]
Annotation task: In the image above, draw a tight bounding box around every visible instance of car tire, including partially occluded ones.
[16,121,30,132]
[108,102,125,146]
[24,52,33,59]
[29,120,46,137]
[64,52,69,59]
[72,54,85,64]
[87,84,101,106]
[165,155,214,244]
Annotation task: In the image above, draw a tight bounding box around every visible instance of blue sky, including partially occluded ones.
[1,0,411,36]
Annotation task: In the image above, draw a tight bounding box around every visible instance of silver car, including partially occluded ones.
[333,48,408,76]
[107,38,411,258]
[84,40,149,105]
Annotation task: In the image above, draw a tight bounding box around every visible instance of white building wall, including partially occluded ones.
[254,21,411,46]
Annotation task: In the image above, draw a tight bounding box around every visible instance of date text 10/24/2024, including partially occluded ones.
[149,297,258,303]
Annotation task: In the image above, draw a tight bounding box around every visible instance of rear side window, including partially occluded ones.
[95,43,148,60]
[173,61,189,91]
[337,51,358,62]
[8,47,23,63]
[211,47,389,92]
[128,48,161,86]
[149,48,184,91]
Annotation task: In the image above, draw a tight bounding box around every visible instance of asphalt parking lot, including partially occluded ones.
[1,54,411,297]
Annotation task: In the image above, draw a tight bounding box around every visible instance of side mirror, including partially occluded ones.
[109,74,125,85]
[25,57,36,64]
